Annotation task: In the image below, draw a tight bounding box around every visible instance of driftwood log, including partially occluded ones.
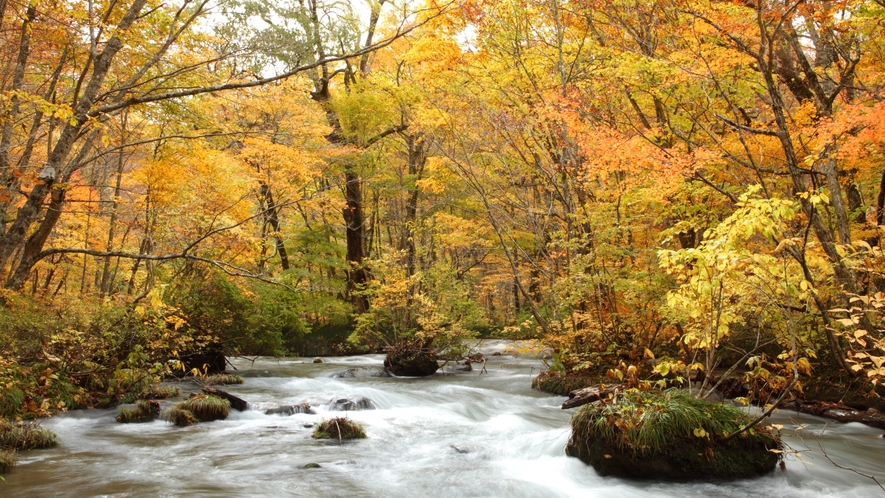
[201,387,249,411]
[780,399,885,430]
[561,384,624,409]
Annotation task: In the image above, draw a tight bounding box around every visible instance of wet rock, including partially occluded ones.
[333,367,393,378]
[313,358,324,364]
[328,396,375,411]
[450,444,480,454]
[384,350,439,377]
[265,403,314,416]
[302,463,322,469]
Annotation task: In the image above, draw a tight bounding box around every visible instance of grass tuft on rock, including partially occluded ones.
[0,449,17,473]
[116,400,161,423]
[162,406,199,427]
[312,417,366,440]
[178,394,230,422]
[566,389,782,480]
[205,374,244,386]
[0,421,58,450]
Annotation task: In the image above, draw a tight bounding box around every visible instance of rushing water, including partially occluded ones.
[3,340,884,497]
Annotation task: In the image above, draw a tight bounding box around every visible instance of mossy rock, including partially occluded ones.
[565,389,782,480]
[532,371,599,396]
[205,374,245,386]
[0,421,58,450]
[384,350,439,377]
[178,394,230,422]
[163,406,199,427]
[312,417,366,440]
[116,400,161,423]
[163,394,230,426]
[0,449,18,473]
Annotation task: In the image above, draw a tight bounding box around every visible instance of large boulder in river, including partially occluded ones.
[565,389,782,480]
[266,402,313,416]
[384,350,439,377]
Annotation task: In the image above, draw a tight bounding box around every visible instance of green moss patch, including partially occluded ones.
[0,421,58,450]
[312,417,366,440]
[566,389,781,480]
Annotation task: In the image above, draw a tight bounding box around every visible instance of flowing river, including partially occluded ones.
[3,340,884,497]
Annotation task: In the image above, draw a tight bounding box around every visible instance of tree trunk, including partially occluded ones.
[259,182,289,271]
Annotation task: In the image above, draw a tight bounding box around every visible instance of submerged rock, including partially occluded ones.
[333,367,393,378]
[328,396,375,411]
[266,403,313,416]
[565,389,782,480]
[384,350,439,377]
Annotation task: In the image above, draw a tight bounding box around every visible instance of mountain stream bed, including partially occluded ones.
[3,340,884,497]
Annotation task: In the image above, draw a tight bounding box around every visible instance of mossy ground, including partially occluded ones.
[531,371,600,395]
[566,389,782,480]
[312,417,366,440]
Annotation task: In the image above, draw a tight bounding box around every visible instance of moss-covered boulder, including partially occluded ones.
[116,400,161,423]
[312,417,366,440]
[163,394,230,426]
[181,394,230,421]
[384,350,439,377]
[566,389,782,480]
[532,371,599,395]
